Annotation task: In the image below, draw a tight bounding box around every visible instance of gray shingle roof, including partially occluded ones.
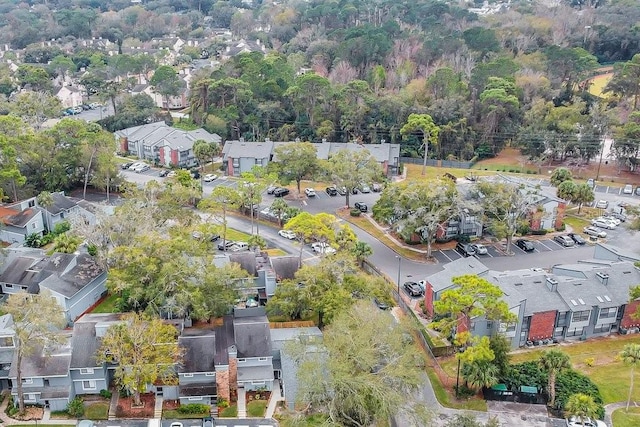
[70,322,101,369]
[46,193,78,215]
[38,254,104,298]
[178,330,216,373]
[223,140,275,159]
[426,256,490,293]
[233,315,272,358]
[0,256,41,286]
[10,333,72,378]
[489,270,570,316]
[270,256,300,281]
[213,315,234,366]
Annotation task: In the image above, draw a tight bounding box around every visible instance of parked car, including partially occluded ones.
[209,234,220,242]
[158,169,170,177]
[403,281,423,297]
[166,171,176,178]
[583,226,607,238]
[595,200,609,209]
[231,242,249,252]
[89,102,102,109]
[598,215,620,226]
[354,202,368,212]
[267,185,278,194]
[359,183,371,193]
[337,186,348,196]
[591,218,616,230]
[128,162,145,170]
[372,183,383,192]
[470,243,488,255]
[304,188,316,197]
[567,233,586,245]
[565,416,607,427]
[455,242,477,257]
[623,184,634,194]
[607,211,627,222]
[373,298,390,310]
[274,187,290,197]
[190,169,200,179]
[636,186,640,196]
[217,240,236,251]
[131,163,150,173]
[121,162,133,170]
[586,178,595,189]
[351,187,359,194]
[203,173,218,182]
[311,242,336,254]
[554,235,575,247]
[515,239,535,252]
[278,229,296,240]
[325,186,338,196]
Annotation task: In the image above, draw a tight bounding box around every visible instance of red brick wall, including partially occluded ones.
[457,314,470,335]
[555,202,566,230]
[528,310,556,341]
[425,282,434,317]
[170,149,178,166]
[216,369,230,401]
[119,137,128,153]
[621,301,640,329]
[228,158,234,176]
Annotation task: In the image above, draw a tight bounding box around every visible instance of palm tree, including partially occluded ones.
[351,241,373,267]
[619,343,640,411]
[564,393,599,424]
[539,349,571,407]
[461,360,499,390]
[36,191,54,233]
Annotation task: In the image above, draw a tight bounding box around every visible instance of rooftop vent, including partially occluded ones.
[546,277,559,292]
[596,272,610,285]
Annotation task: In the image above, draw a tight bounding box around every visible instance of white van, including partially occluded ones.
[231,242,249,251]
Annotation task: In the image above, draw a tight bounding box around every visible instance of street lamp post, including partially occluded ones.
[395,255,401,296]
[456,357,461,398]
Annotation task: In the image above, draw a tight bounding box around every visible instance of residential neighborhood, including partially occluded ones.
[0,0,638,427]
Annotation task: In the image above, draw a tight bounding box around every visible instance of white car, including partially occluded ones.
[132,163,150,173]
[470,243,488,255]
[311,242,336,254]
[623,184,633,194]
[278,229,296,240]
[304,188,316,197]
[565,416,607,427]
[595,200,609,209]
[166,171,176,178]
[598,215,620,226]
[583,226,607,238]
[203,174,218,182]
[591,218,616,230]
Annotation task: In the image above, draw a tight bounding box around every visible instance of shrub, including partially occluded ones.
[584,357,595,367]
[52,221,71,235]
[24,233,43,248]
[556,223,566,232]
[99,389,112,399]
[349,209,361,217]
[531,229,548,235]
[5,395,18,417]
[554,369,604,418]
[517,224,531,235]
[87,244,98,256]
[67,397,85,417]
[177,403,209,414]
[217,398,229,409]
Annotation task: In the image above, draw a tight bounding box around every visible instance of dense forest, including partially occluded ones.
[1,0,640,165]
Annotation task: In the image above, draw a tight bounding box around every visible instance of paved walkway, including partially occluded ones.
[264,379,284,418]
[605,401,638,426]
[153,395,163,419]
[236,387,246,418]
[107,391,118,420]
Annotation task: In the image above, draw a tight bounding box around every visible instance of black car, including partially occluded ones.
[121,162,133,170]
[325,186,338,196]
[455,242,477,257]
[158,170,170,177]
[567,233,586,245]
[190,169,200,179]
[403,281,423,297]
[354,202,368,212]
[217,240,235,251]
[210,234,221,242]
[273,187,290,197]
[516,239,535,252]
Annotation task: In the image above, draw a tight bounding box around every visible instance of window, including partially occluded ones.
[205,372,214,377]
[22,378,33,385]
[183,373,193,378]
[258,357,268,361]
[82,380,96,390]
[80,368,94,375]
[599,307,617,319]
[571,310,590,322]
[566,327,585,337]
[5,284,12,289]
[32,223,36,229]
[28,200,35,208]
[237,358,246,362]
[188,397,201,401]
[594,324,611,334]
[554,327,565,337]
[252,381,265,385]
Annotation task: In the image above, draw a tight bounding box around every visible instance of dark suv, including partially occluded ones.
[273,187,290,197]
[326,186,338,196]
[354,202,368,212]
[455,242,477,257]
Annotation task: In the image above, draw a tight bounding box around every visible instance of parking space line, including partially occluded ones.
[439,250,452,262]
[547,239,565,249]
[538,240,555,251]
[512,244,526,253]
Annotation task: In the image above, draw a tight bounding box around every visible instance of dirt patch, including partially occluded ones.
[246,390,271,402]
[162,399,180,410]
[115,393,155,418]
[10,406,43,421]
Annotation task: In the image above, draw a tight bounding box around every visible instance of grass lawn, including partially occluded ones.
[563,215,591,232]
[405,163,497,181]
[246,399,268,417]
[91,293,119,313]
[13,425,75,427]
[588,73,613,98]
[85,402,109,420]
[162,409,209,419]
[224,228,252,242]
[264,248,288,257]
[219,404,237,417]
[612,406,640,427]
[425,368,488,411]
[509,334,640,404]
